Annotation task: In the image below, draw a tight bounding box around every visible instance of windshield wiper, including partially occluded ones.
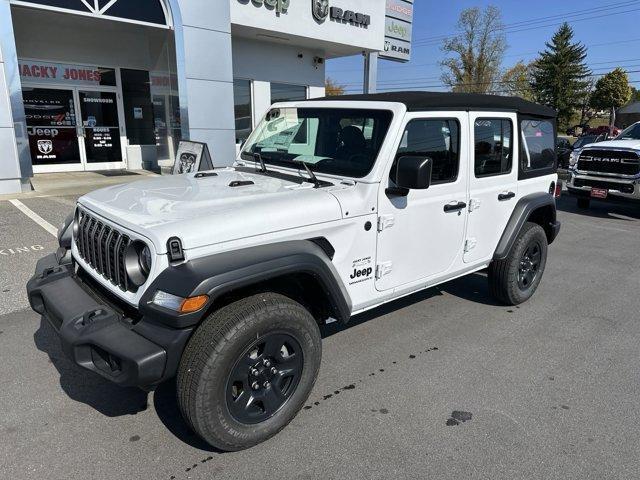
[287,160,321,188]
[254,153,267,173]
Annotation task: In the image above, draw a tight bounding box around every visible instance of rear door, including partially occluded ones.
[375,112,469,291]
[464,113,519,264]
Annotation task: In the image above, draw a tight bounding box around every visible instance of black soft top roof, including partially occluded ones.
[311,91,556,118]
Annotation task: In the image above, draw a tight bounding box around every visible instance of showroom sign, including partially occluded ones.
[380,0,413,62]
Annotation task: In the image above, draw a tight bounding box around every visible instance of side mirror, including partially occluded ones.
[388,155,433,196]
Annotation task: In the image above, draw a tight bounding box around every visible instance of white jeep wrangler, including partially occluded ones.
[28,92,561,451]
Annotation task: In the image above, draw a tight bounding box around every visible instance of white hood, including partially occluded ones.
[582,139,640,150]
[78,169,342,253]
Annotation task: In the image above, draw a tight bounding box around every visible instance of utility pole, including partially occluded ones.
[363,52,378,94]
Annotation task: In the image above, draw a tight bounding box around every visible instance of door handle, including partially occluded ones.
[444,201,467,212]
[498,192,516,201]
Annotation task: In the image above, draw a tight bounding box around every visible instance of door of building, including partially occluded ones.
[24,85,127,173]
[77,89,125,168]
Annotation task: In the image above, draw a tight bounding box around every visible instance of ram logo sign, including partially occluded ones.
[312,0,329,22]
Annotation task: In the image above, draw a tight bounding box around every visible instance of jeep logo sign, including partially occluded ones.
[246,0,290,15]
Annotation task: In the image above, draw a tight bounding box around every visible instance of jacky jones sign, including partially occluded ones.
[18,61,115,86]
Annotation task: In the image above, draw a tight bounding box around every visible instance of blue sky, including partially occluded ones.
[326,0,640,94]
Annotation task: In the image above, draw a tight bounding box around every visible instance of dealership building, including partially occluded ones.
[0,0,418,194]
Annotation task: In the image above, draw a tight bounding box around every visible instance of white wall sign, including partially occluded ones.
[380,0,413,62]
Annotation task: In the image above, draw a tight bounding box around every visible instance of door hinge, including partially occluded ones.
[464,238,477,253]
[377,215,395,232]
[468,198,481,212]
[375,262,393,280]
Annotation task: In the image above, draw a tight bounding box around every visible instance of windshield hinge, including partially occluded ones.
[377,215,395,232]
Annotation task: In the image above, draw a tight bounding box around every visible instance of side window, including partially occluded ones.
[395,119,460,185]
[520,119,556,172]
[474,118,512,177]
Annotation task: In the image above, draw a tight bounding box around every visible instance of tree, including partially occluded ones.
[500,61,534,100]
[325,78,345,96]
[530,23,591,127]
[590,68,632,130]
[629,86,640,103]
[440,6,507,93]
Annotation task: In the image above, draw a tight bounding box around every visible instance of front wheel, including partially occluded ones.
[177,292,322,451]
[489,222,548,306]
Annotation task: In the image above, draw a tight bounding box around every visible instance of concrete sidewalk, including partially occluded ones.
[0,170,159,200]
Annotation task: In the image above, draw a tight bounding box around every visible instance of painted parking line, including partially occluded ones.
[8,199,58,237]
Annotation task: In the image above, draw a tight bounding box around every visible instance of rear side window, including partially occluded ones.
[474,119,512,177]
[396,119,460,185]
[521,119,556,172]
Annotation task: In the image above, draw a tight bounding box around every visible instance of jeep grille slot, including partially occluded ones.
[75,209,132,291]
[577,149,640,176]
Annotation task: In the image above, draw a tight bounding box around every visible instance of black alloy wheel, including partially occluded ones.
[226,333,303,424]
[518,241,542,291]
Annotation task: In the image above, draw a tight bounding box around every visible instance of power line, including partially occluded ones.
[411,0,639,44]
[339,63,640,88]
[328,38,640,74]
[412,2,640,47]
[342,70,640,93]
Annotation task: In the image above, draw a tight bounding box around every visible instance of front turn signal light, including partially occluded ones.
[152,291,209,314]
[179,295,209,314]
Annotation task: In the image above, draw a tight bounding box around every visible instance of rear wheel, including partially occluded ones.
[177,292,322,451]
[489,222,548,305]
[577,197,591,209]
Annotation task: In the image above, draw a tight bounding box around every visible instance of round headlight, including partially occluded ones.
[125,241,152,288]
[140,245,152,276]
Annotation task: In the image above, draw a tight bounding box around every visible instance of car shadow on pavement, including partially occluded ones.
[557,196,640,221]
[320,271,501,339]
[153,380,219,452]
[438,271,504,307]
[321,285,444,339]
[34,317,149,417]
[34,316,219,452]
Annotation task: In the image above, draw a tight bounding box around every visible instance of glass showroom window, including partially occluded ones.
[271,83,307,104]
[233,80,252,145]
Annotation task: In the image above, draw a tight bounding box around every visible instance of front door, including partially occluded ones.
[78,90,126,169]
[25,86,127,173]
[375,112,470,292]
[23,86,83,172]
[464,113,519,264]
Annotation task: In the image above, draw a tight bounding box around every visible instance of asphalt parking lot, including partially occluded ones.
[1,191,640,480]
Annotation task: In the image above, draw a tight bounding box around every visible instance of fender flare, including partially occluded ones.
[140,240,352,328]
[493,192,560,261]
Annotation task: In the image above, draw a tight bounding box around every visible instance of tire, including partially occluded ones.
[177,292,322,451]
[577,197,590,209]
[488,222,548,306]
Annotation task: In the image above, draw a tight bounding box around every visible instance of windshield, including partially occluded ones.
[573,136,598,149]
[241,108,393,178]
[618,123,640,140]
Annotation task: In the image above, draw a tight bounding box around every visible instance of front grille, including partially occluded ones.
[75,209,131,292]
[573,178,635,194]
[577,149,640,176]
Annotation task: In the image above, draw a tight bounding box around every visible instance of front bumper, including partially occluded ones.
[27,254,193,388]
[567,170,640,203]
